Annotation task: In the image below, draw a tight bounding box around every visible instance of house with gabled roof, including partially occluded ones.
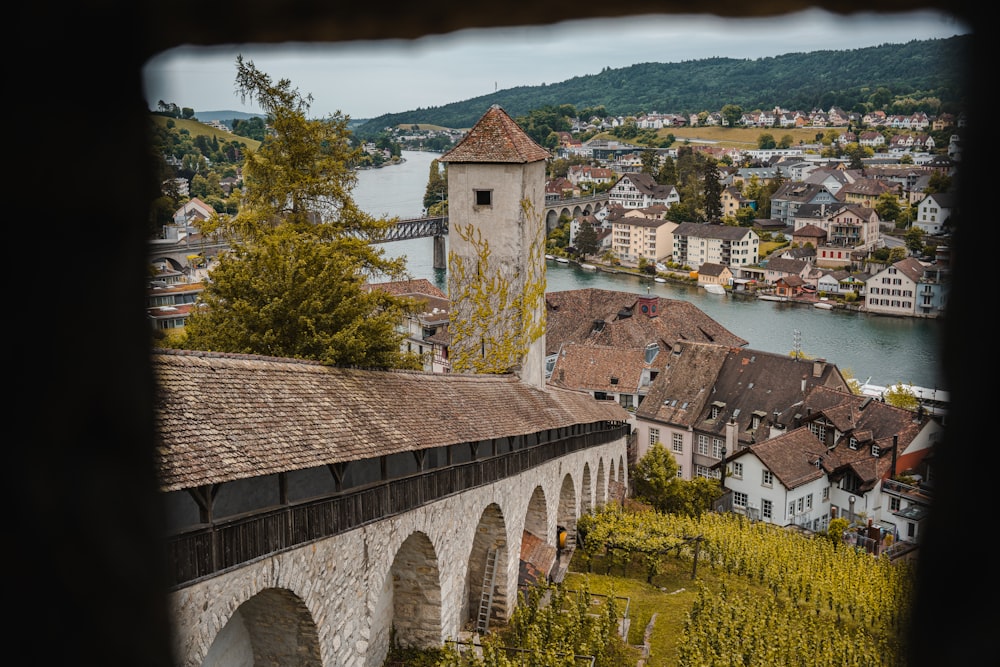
[865,257,948,318]
[762,256,812,286]
[720,186,754,219]
[172,196,215,227]
[607,172,680,209]
[914,191,955,236]
[548,341,664,417]
[839,177,901,208]
[364,279,451,373]
[543,289,748,409]
[697,262,733,289]
[720,384,942,549]
[770,182,839,226]
[634,342,849,479]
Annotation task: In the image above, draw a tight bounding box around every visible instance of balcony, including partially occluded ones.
[882,478,932,505]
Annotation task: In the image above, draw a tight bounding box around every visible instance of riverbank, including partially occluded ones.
[560,256,863,313]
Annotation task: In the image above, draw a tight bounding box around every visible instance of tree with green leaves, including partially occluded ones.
[876,191,902,223]
[182,56,422,370]
[885,383,920,411]
[701,158,722,222]
[575,218,599,259]
[632,441,720,517]
[903,227,924,253]
[422,158,448,214]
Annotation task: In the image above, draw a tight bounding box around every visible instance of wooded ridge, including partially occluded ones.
[354,36,968,137]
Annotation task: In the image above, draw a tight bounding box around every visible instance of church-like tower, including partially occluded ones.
[439,105,551,389]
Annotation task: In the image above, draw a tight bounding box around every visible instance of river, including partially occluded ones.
[352,150,944,390]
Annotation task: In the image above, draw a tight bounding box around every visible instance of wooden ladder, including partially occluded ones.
[476,546,500,635]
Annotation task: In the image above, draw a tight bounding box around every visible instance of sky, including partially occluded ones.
[143,9,968,121]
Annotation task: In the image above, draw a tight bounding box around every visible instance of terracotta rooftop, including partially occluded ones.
[439,105,551,164]
[801,385,938,491]
[152,348,629,492]
[544,288,747,357]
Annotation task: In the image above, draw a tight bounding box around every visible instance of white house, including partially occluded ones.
[606,173,680,209]
[913,192,955,236]
[722,385,943,550]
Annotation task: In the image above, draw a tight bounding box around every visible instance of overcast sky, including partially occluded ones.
[143,9,968,121]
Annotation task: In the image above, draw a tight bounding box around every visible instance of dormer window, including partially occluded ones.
[710,401,725,420]
[849,437,859,450]
[871,444,881,457]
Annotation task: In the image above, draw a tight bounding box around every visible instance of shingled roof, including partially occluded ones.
[635,342,731,427]
[152,348,629,492]
[745,427,827,490]
[439,105,551,164]
[800,385,938,492]
[635,342,848,443]
[544,288,747,357]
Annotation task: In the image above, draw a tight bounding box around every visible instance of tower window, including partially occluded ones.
[475,189,493,206]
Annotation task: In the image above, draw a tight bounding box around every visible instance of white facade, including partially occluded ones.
[611,214,677,264]
[726,450,832,531]
[865,263,920,316]
[913,193,953,236]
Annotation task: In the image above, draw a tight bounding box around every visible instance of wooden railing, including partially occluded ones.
[166,422,628,589]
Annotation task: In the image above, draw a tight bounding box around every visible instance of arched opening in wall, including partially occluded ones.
[596,458,607,507]
[581,462,593,516]
[201,587,321,667]
[372,532,442,664]
[557,473,578,556]
[545,208,561,234]
[519,486,552,592]
[465,503,510,632]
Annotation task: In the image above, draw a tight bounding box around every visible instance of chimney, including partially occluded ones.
[890,434,898,478]
[812,359,826,377]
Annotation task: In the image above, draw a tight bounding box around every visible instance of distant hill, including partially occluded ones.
[186,110,266,124]
[355,36,969,138]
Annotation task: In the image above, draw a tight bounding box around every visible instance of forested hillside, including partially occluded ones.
[355,35,968,137]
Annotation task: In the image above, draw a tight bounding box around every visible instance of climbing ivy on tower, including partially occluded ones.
[448,199,546,374]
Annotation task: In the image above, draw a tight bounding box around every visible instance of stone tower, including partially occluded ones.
[439,105,551,389]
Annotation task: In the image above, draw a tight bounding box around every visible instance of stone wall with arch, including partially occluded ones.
[169,440,627,667]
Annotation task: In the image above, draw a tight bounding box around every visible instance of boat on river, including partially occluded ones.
[703,284,726,295]
[758,294,788,302]
[580,263,597,271]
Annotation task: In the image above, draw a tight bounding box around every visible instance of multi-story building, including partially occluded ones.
[865,256,948,318]
[606,173,680,210]
[609,208,677,264]
[672,222,759,271]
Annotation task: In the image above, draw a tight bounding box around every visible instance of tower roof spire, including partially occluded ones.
[440,105,550,164]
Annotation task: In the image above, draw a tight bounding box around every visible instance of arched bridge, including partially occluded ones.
[155,349,632,667]
[148,195,607,273]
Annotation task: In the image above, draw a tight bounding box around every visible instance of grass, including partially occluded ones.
[149,114,262,152]
[593,125,830,149]
[562,548,747,667]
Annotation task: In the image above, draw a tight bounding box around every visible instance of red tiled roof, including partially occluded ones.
[440,105,551,164]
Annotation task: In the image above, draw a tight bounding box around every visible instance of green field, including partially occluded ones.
[149,114,262,152]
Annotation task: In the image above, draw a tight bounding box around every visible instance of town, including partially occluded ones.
[144,103,950,664]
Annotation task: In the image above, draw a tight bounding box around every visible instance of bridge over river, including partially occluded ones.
[148,194,608,272]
